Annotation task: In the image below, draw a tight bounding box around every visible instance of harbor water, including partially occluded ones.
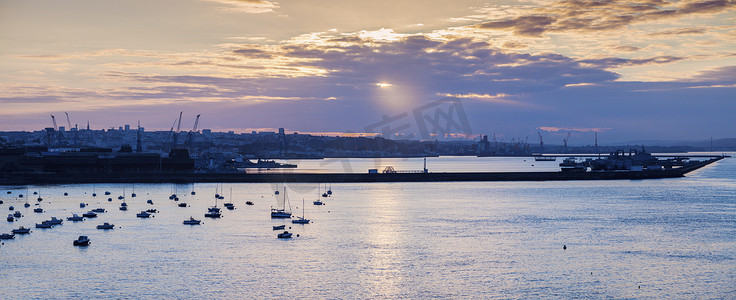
[1,155,734,298]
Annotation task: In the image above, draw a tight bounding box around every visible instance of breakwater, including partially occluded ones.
[0,157,725,185]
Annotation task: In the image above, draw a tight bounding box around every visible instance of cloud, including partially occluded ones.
[538,126,611,133]
[201,0,279,13]
[647,27,707,36]
[580,55,685,68]
[475,0,736,37]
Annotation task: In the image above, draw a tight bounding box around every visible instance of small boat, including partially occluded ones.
[33,191,38,195]
[7,214,14,222]
[73,235,90,246]
[80,203,86,208]
[0,200,3,204]
[146,209,158,213]
[46,217,63,225]
[273,225,285,230]
[92,193,96,197]
[183,217,201,225]
[33,207,43,213]
[37,197,43,202]
[119,205,128,211]
[24,202,30,208]
[313,199,323,205]
[108,198,113,202]
[5,191,10,194]
[67,214,84,221]
[64,192,68,196]
[0,233,14,239]
[136,211,151,218]
[13,211,21,218]
[190,191,196,195]
[97,222,115,229]
[178,202,187,207]
[117,195,124,200]
[146,199,153,204]
[8,206,14,211]
[82,211,98,218]
[104,191,111,195]
[121,202,128,207]
[12,226,31,234]
[277,231,293,238]
[131,193,136,198]
[208,207,220,213]
[204,211,221,218]
[18,194,23,198]
[36,222,52,228]
[91,208,105,213]
[245,201,254,205]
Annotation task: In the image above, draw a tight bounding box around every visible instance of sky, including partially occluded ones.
[1,0,735,144]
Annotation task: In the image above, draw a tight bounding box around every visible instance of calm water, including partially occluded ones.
[1,155,735,299]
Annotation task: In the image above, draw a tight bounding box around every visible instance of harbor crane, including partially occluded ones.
[64,112,72,129]
[169,111,183,149]
[537,131,544,153]
[186,114,201,152]
[563,132,571,151]
[50,114,58,131]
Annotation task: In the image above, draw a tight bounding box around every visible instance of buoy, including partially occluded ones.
[563,245,567,250]
[296,234,300,237]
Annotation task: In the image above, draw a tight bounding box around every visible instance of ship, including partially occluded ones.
[233,159,297,169]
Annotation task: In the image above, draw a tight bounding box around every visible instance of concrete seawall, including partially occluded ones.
[0,157,725,185]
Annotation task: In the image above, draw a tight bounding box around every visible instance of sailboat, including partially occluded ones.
[205,191,221,218]
[223,187,235,210]
[313,184,324,205]
[292,198,310,224]
[270,186,292,218]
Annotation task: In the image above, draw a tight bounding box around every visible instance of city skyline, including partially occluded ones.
[1,0,735,143]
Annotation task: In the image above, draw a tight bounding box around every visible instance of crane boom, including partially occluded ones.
[64,112,72,129]
[172,111,183,148]
[51,115,58,131]
[192,114,200,132]
[175,111,183,133]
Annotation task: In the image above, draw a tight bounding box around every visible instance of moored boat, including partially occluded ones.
[67,214,84,221]
[96,222,115,229]
[183,217,201,225]
[73,235,90,246]
[36,221,52,228]
[12,226,31,234]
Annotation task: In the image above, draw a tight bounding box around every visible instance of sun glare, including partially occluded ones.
[376,82,392,88]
